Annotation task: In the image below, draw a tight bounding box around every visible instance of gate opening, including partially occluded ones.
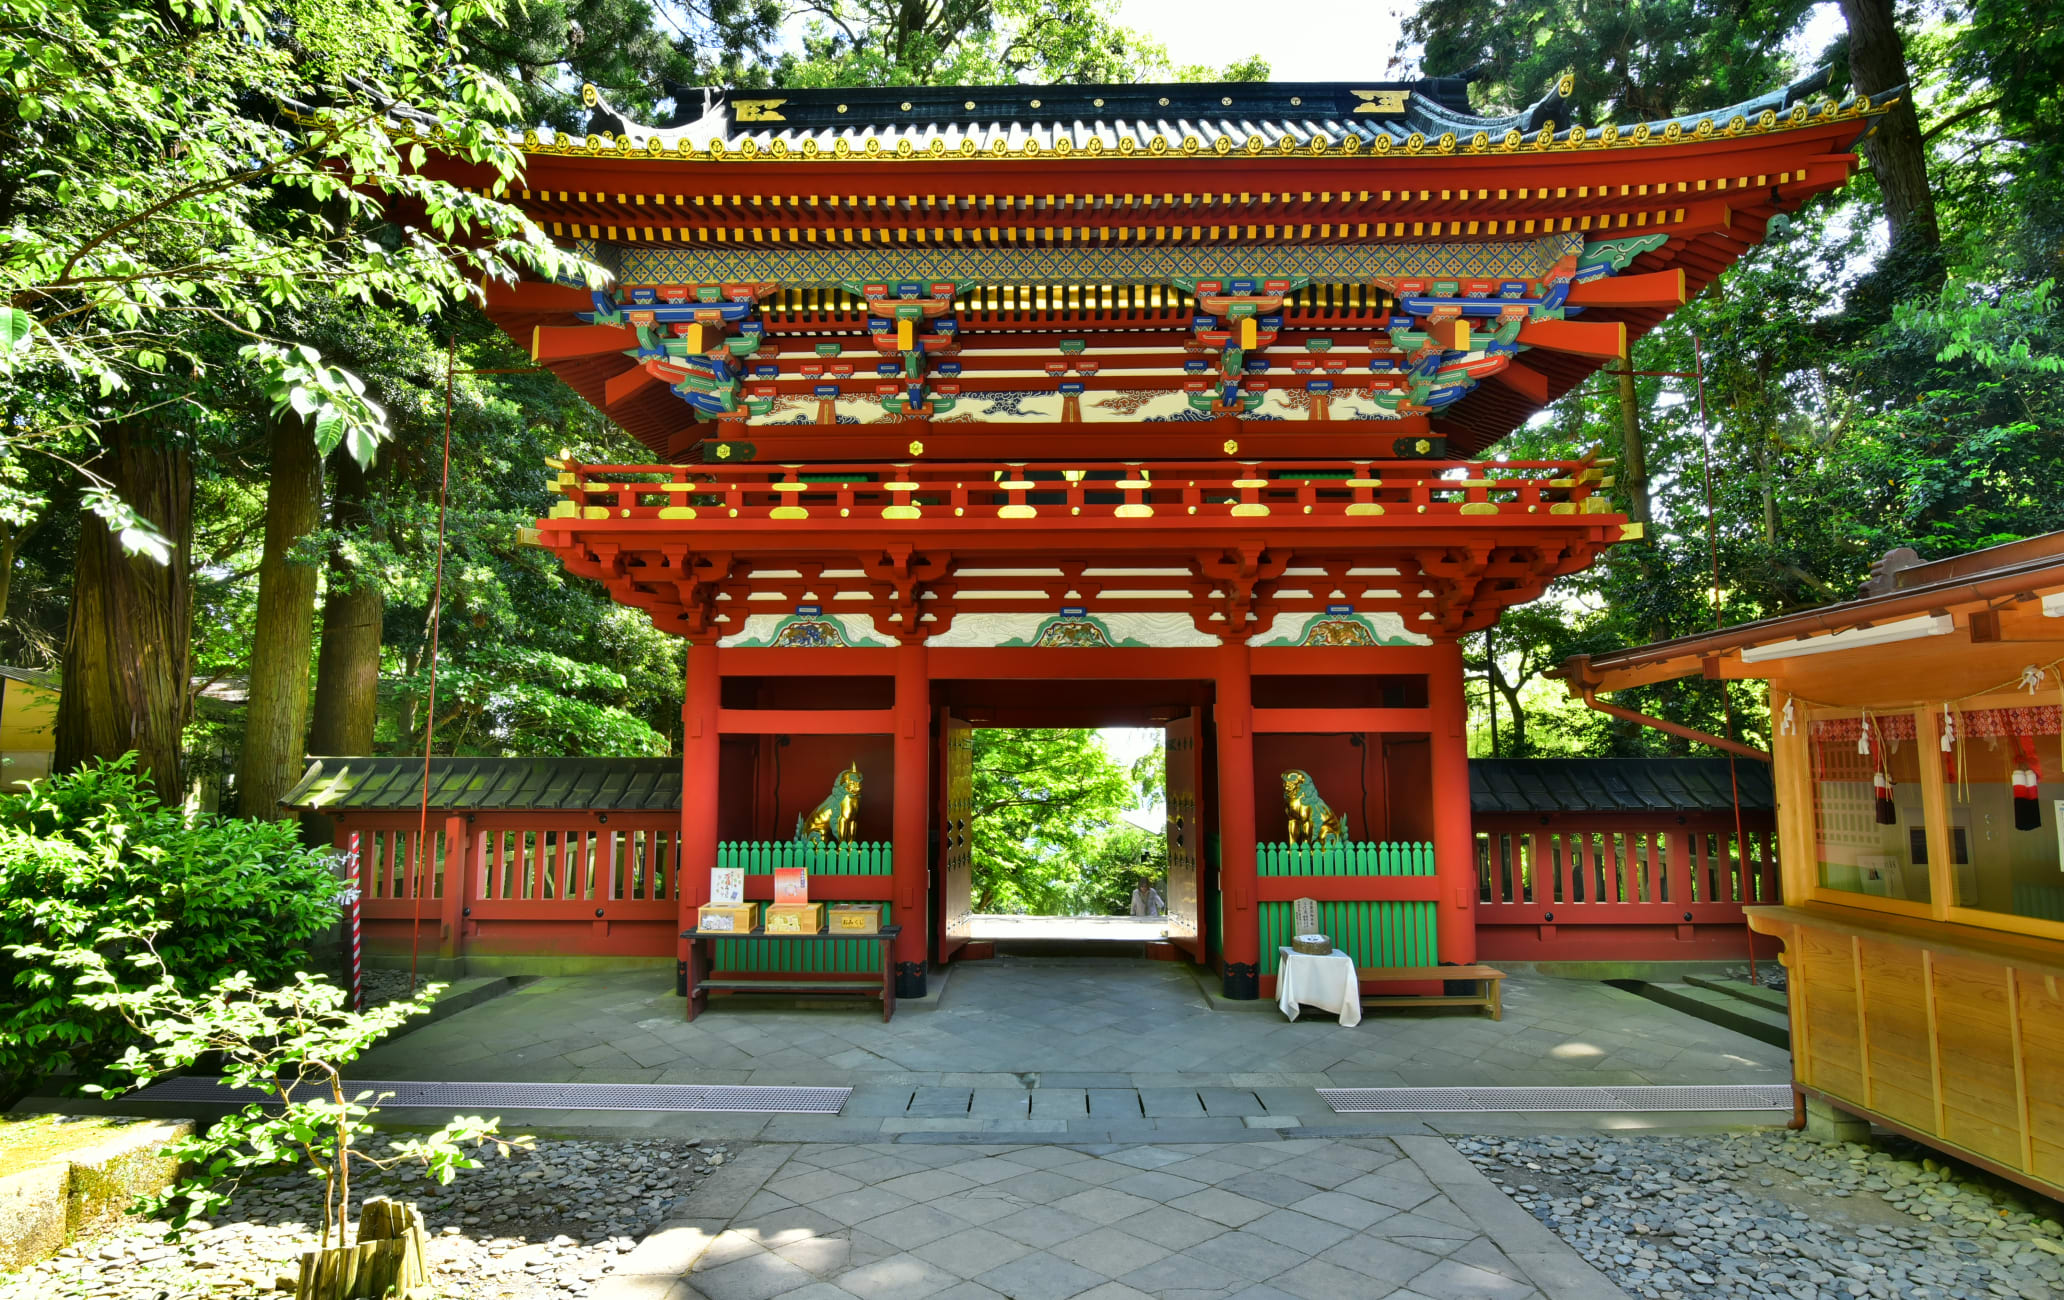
[962,727,1170,945]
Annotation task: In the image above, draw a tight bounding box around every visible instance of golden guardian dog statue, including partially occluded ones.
[797,763,863,843]
[1281,769,1348,845]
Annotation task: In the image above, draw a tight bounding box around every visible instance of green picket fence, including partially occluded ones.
[1256,841,1434,877]
[709,902,894,975]
[715,841,893,875]
[1259,900,1438,974]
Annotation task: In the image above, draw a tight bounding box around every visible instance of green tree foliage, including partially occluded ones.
[1424,1,2064,758]
[81,961,516,1245]
[0,758,340,1103]
[1403,0,1816,121]
[174,309,679,783]
[1068,822,1170,918]
[466,0,785,124]
[780,0,1267,86]
[0,0,582,550]
[970,730,1159,914]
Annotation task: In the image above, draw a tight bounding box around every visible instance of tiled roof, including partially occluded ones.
[1470,758,1774,815]
[285,754,1769,816]
[280,756,680,812]
[554,68,1883,161]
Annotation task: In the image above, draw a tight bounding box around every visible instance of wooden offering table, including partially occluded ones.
[680,925,902,1022]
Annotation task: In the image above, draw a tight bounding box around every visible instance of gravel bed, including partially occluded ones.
[1459,1129,2064,1300]
[1729,963,1788,992]
[0,1134,733,1299]
[361,967,430,1008]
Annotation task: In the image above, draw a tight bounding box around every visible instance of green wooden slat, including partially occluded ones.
[1254,842,1432,878]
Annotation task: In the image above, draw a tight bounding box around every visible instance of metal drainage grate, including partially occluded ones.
[1319,1084,1794,1114]
[132,1078,850,1114]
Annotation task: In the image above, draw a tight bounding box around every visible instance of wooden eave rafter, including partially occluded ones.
[540,525,1625,645]
[1555,556,2064,696]
[528,450,1631,642]
[451,124,1862,231]
[442,122,1860,459]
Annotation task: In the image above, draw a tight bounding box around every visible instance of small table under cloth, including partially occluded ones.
[1276,947,1362,1026]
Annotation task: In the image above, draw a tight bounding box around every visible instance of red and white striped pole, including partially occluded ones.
[345,831,364,1012]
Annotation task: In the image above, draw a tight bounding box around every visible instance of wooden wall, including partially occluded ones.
[1753,905,2064,1196]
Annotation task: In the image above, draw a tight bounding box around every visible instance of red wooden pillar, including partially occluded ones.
[438,814,468,964]
[679,639,722,994]
[1428,640,1478,964]
[1214,638,1260,999]
[892,639,930,998]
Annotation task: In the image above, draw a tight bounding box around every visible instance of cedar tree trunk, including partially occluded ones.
[55,423,194,798]
[1837,0,1940,259]
[308,451,383,757]
[1616,348,1650,526]
[235,415,324,818]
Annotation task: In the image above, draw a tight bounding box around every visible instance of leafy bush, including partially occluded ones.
[0,757,341,1103]
[82,960,515,1247]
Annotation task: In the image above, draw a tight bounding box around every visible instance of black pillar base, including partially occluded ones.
[1440,960,1472,997]
[676,959,688,998]
[1222,962,1260,1000]
[895,961,928,999]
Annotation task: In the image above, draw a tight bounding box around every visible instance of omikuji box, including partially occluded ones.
[696,903,757,933]
[828,904,882,934]
[764,902,824,934]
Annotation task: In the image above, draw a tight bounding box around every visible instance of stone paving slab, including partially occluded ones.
[592,1135,1632,1300]
[349,958,1788,1095]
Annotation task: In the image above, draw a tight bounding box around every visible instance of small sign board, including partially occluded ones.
[775,867,810,905]
[710,868,745,905]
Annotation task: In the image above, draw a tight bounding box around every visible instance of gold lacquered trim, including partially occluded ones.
[493,99,1895,166]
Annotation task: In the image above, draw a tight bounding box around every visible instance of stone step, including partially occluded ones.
[1683,973,1788,1015]
[1605,979,1791,1051]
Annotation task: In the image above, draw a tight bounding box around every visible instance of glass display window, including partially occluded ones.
[1809,711,1931,904]
[1942,702,2064,923]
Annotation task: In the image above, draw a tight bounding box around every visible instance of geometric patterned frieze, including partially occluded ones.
[616,234,1585,290]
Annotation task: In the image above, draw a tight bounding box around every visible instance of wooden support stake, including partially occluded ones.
[297,1198,430,1300]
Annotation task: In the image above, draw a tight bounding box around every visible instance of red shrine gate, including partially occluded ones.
[553,457,1617,997]
[377,70,1891,998]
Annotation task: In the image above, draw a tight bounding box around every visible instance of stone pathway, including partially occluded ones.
[352,958,1787,1108]
[598,1136,1628,1300]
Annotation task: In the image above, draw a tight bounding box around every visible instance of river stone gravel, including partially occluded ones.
[1458,1129,2064,1300]
[0,1133,729,1300]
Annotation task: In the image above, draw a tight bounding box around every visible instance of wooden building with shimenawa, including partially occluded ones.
[362,70,1894,1003]
[1556,532,2064,1199]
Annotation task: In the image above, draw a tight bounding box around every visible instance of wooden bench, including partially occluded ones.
[1357,965,1506,1020]
[680,924,901,1022]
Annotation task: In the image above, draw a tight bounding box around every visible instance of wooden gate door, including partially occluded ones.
[1164,712,1203,957]
[937,711,975,960]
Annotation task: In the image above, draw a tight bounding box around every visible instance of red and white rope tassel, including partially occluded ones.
[346,830,364,1012]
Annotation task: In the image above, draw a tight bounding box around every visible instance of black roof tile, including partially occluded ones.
[287,755,1767,817]
[1469,758,1773,815]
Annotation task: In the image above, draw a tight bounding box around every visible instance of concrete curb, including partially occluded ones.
[1393,1133,1634,1300]
[0,1118,191,1272]
[592,1143,798,1300]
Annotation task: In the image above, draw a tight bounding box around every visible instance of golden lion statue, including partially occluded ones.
[796,762,863,843]
[1281,769,1348,845]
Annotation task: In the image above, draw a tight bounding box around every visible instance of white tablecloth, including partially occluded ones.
[1276,948,1361,1026]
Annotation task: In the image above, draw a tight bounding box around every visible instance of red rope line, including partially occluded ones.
[408,336,458,993]
[1689,330,1759,986]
